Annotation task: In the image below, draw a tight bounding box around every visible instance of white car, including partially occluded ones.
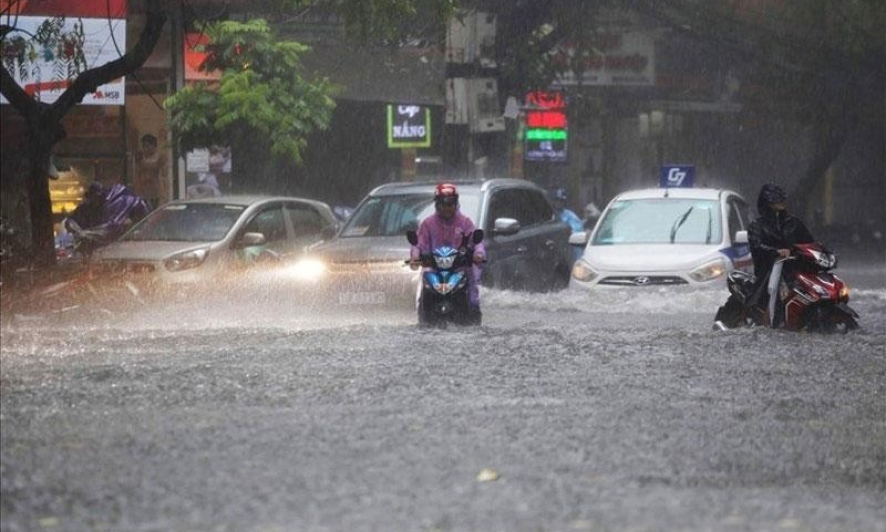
[569,187,753,289]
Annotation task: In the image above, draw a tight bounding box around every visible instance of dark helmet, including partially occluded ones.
[757,183,787,215]
[434,182,459,206]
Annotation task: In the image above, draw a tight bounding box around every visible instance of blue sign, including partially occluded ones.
[659,165,695,188]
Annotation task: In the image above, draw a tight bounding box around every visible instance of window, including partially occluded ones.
[521,189,554,226]
[487,189,521,230]
[286,203,325,237]
[244,207,287,243]
[592,198,722,245]
[124,203,244,242]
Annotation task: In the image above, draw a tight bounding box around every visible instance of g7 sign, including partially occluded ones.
[659,165,695,188]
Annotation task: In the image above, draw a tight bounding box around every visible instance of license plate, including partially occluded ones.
[338,291,386,305]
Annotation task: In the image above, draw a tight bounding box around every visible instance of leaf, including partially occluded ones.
[476,468,499,482]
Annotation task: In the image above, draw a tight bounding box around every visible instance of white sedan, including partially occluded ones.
[569,187,754,289]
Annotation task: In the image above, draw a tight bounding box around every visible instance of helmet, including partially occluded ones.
[434,182,459,206]
[757,183,787,214]
[551,188,568,202]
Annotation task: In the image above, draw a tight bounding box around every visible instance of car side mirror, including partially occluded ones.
[493,218,520,236]
[733,230,748,244]
[406,229,418,245]
[238,231,267,248]
[569,231,589,246]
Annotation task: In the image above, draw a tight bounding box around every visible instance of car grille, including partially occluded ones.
[327,261,407,274]
[100,261,156,274]
[598,275,687,286]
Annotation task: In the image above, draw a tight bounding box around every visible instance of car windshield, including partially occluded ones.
[123,203,246,242]
[341,191,480,237]
[592,198,722,245]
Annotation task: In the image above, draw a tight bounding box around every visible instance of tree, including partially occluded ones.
[469,0,885,217]
[1,0,456,265]
[0,0,167,266]
[164,18,338,192]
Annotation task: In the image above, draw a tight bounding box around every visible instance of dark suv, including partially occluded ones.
[301,179,572,306]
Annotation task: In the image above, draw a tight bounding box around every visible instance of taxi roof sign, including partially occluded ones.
[659,165,695,188]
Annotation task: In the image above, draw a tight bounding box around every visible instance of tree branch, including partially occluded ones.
[0,62,40,118]
[45,0,168,124]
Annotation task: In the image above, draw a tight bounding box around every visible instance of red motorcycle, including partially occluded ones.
[714,242,859,333]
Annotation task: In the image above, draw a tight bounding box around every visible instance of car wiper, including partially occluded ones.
[705,209,712,244]
[669,207,694,243]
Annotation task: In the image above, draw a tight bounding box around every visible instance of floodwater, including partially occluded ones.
[1,259,884,532]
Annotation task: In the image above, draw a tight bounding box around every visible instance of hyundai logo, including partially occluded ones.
[633,276,651,285]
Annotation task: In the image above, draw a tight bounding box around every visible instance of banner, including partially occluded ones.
[1,2,127,105]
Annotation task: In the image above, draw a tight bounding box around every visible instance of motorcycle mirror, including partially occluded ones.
[406,230,418,245]
[472,229,484,244]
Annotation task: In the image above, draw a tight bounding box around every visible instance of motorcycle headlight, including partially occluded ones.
[571,260,598,283]
[434,254,456,269]
[164,248,208,272]
[689,258,727,283]
[839,284,850,302]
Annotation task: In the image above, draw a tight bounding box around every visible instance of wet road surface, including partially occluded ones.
[1,259,884,532]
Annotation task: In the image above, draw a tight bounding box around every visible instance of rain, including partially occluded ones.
[2,1,885,531]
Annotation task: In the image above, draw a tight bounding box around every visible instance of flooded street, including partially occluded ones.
[2,259,884,532]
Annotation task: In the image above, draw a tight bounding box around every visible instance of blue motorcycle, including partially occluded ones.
[406,229,484,327]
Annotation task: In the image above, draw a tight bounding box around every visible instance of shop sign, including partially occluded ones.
[524,91,567,163]
[387,104,431,149]
[0,0,127,105]
[552,31,654,87]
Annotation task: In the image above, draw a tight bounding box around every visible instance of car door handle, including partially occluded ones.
[517,245,528,253]
[545,239,556,249]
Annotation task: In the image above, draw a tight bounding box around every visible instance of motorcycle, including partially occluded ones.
[714,242,859,333]
[406,228,484,327]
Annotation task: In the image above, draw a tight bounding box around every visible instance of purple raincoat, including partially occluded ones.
[411,210,486,306]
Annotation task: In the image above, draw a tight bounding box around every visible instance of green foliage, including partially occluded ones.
[330,0,456,42]
[165,18,338,163]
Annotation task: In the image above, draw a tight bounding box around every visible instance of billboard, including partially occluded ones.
[0,0,127,105]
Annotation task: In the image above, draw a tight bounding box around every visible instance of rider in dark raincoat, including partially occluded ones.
[746,183,815,309]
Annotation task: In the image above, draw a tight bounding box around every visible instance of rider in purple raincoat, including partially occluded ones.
[410,182,486,322]
[65,182,151,255]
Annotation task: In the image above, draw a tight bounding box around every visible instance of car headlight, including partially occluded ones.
[689,258,727,282]
[164,248,209,272]
[571,260,599,283]
[290,258,328,282]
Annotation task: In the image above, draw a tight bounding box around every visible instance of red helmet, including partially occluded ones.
[434,182,459,205]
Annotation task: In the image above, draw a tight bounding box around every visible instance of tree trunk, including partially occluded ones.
[25,125,59,266]
[792,105,853,221]
[0,1,167,266]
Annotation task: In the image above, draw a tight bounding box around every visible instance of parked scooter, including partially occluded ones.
[406,228,484,327]
[714,242,859,333]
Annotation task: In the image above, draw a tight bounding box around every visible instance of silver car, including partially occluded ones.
[293,179,573,306]
[94,195,338,287]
